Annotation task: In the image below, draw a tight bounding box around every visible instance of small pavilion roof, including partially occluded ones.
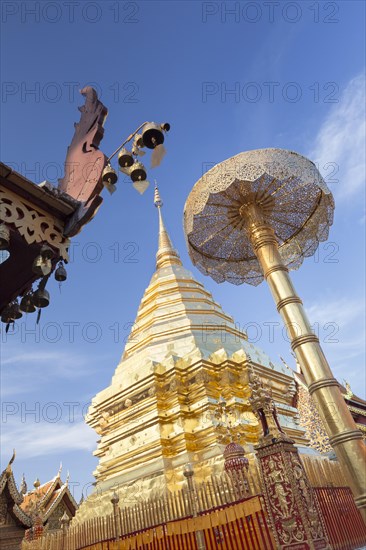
[20,471,78,520]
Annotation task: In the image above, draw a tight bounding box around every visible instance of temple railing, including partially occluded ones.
[21,456,366,550]
[53,495,273,550]
[21,469,272,550]
[301,454,349,487]
[315,487,366,550]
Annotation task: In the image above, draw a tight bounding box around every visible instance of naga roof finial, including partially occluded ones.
[20,473,28,495]
[343,380,353,399]
[58,87,108,203]
[6,449,15,475]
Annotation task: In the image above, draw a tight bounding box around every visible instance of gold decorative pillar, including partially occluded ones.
[183,463,206,550]
[223,442,250,500]
[256,439,330,550]
[249,368,330,548]
[244,202,366,519]
[111,491,121,541]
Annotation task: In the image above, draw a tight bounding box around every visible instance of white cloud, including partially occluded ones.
[1,348,91,370]
[1,419,96,459]
[306,297,365,328]
[1,350,87,398]
[308,73,365,199]
[305,296,365,394]
[0,346,114,398]
[1,350,66,366]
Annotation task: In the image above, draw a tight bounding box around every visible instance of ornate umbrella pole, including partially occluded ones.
[184,148,366,519]
[241,200,366,516]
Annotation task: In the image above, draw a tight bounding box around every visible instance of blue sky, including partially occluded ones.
[1,1,365,502]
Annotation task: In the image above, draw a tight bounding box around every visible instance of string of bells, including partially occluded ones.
[102,122,170,196]
[1,246,67,329]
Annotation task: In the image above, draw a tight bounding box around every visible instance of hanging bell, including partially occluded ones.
[20,292,36,313]
[130,162,147,182]
[40,244,54,260]
[32,276,50,309]
[32,255,52,276]
[55,261,67,282]
[133,133,144,148]
[0,224,10,250]
[32,288,50,309]
[32,254,44,276]
[141,123,164,149]
[8,300,22,320]
[1,301,22,323]
[102,164,118,185]
[118,148,134,169]
[102,164,118,194]
[1,304,13,324]
[131,134,145,157]
[141,122,170,149]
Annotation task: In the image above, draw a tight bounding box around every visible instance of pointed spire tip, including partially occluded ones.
[153,183,182,269]
[154,181,163,208]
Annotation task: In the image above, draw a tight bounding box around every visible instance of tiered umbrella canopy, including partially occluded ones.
[184,148,334,286]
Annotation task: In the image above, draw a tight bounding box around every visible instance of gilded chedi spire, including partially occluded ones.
[79,188,305,523]
[121,182,249,362]
[154,184,182,269]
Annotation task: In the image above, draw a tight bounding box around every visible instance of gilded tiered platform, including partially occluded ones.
[75,188,307,522]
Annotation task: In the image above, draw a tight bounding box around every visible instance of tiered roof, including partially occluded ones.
[20,470,78,524]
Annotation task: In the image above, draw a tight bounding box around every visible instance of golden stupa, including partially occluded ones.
[75,187,307,522]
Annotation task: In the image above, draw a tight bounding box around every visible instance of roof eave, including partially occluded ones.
[0,162,78,221]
